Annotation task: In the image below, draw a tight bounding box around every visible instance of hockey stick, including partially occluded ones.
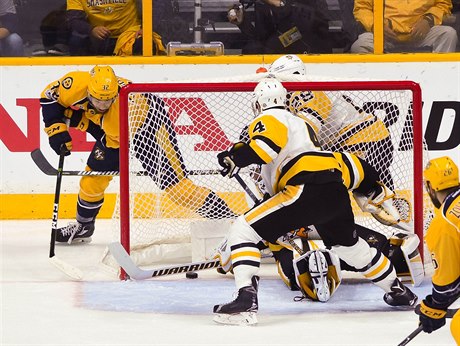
[397,325,423,346]
[397,305,459,346]
[108,242,221,280]
[48,146,83,280]
[31,148,221,176]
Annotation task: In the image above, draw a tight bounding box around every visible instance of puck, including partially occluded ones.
[186,271,198,279]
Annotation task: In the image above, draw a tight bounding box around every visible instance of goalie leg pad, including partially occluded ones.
[390,233,424,286]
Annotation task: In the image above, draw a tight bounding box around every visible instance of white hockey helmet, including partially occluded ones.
[253,78,287,114]
[268,55,307,76]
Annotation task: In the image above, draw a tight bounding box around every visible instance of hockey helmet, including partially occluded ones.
[88,65,119,112]
[293,249,342,302]
[268,55,307,76]
[253,78,287,114]
[423,156,459,191]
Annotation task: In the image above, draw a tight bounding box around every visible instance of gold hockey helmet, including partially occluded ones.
[88,66,118,112]
[423,156,459,191]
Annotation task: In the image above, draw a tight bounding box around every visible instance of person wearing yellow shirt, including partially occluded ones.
[40,65,235,243]
[351,0,458,53]
[66,0,165,56]
[418,156,460,343]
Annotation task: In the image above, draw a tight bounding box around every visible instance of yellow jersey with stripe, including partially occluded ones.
[40,71,131,148]
[247,107,341,195]
[286,90,390,150]
[424,188,460,307]
[67,0,140,38]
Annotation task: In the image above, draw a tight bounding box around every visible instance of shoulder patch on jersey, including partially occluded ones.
[62,77,73,90]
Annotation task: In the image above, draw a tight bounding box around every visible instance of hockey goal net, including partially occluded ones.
[109,79,428,278]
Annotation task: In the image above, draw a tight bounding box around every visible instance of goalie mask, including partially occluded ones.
[252,78,287,115]
[268,55,307,76]
[293,249,342,302]
[88,65,119,113]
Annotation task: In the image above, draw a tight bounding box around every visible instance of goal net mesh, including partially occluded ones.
[105,77,430,272]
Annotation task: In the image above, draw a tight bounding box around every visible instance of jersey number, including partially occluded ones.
[253,121,266,133]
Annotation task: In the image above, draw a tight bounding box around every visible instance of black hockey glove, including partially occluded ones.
[418,295,447,333]
[217,150,237,177]
[44,122,72,156]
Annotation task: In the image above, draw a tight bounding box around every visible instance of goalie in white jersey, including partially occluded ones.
[213,78,417,325]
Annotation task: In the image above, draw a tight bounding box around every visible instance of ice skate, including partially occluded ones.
[55,222,94,244]
[213,276,259,325]
[383,278,418,307]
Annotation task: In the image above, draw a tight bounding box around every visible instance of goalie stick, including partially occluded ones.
[48,145,83,280]
[108,241,274,280]
[31,148,221,176]
[108,242,221,280]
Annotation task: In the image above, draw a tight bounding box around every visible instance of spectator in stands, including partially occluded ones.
[33,4,70,56]
[227,0,352,54]
[0,0,24,56]
[66,0,166,56]
[351,0,458,53]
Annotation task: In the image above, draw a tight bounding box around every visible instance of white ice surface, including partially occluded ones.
[1,219,456,345]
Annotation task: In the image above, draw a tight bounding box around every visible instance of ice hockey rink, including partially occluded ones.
[1,219,457,346]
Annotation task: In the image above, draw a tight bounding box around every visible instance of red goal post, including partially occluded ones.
[116,80,426,278]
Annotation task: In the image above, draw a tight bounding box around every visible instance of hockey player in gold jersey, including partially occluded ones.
[418,156,460,343]
[212,78,417,325]
[40,65,235,243]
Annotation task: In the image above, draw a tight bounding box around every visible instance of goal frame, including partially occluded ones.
[118,81,424,277]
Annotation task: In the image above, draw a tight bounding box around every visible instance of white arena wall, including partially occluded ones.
[0,62,459,219]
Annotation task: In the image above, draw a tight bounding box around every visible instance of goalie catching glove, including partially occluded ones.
[293,249,342,302]
[353,182,403,227]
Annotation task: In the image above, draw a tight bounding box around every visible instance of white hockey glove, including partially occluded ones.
[293,249,342,302]
[353,182,402,226]
[212,237,233,274]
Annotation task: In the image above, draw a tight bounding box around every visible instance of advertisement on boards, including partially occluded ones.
[0,63,459,218]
